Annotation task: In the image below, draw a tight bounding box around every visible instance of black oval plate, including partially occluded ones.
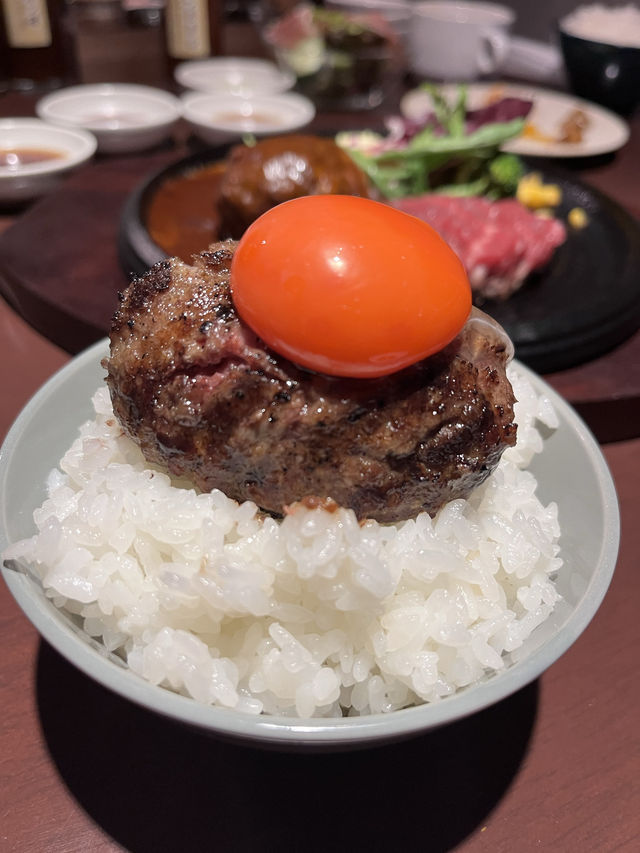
[118,148,640,374]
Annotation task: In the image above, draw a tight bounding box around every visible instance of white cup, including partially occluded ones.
[408,1,515,81]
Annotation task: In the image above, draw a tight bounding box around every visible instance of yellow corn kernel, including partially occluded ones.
[568,207,589,229]
[521,122,555,143]
[517,173,562,209]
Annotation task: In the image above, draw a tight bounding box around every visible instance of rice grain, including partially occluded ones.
[3,366,562,717]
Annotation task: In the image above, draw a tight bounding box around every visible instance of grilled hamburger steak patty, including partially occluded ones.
[217,135,374,239]
[105,243,517,523]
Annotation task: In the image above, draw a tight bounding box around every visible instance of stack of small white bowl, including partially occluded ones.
[175,57,316,145]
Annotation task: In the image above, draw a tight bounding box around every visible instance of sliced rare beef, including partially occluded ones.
[104,242,517,523]
[392,194,566,301]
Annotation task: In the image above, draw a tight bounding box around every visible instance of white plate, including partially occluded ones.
[175,58,295,97]
[37,84,182,154]
[400,82,630,158]
[0,339,619,747]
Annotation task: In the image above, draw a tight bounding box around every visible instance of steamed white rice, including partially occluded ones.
[4,366,562,718]
[561,4,640,47]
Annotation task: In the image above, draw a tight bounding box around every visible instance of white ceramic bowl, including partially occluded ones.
[0,340,619,749]
[0,118,96,204]
[36,84,182,154]
[175,57,295,97]
[180,91,316,145]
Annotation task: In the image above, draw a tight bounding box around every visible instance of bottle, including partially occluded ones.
[0,0,76,90]
[69,0,170,88]
[164,0,222,67]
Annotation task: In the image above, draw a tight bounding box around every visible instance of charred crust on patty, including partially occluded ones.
[105,241,517,524]
[112,260,172,332]
[200,244,235,271]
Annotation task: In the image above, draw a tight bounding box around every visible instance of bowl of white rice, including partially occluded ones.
[0,339,619,748]
[558,4,640,115]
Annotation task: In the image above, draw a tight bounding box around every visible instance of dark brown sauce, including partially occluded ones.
[146,161,227,261]
[0,148,65,169]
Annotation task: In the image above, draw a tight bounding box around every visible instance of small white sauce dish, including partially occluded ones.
[0,118,97,204]
[175,57,295,96]
[181,91,316,145]
[36,84,182,154]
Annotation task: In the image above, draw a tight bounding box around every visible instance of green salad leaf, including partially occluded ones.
[336,86,527,199]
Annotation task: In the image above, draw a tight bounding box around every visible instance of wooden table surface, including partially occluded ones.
[1,74,639,851]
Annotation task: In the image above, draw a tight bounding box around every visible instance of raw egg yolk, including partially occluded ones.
[230,194,471,378]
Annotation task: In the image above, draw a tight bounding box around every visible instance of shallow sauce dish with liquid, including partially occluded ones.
[0,118,96,203]
[180,91,316,145]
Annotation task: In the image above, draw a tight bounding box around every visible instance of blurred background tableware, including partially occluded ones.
[68,0,171,87]
[174,55,295,94]
[0,117,96,203]
[558,3,640,116]
[36,83,181,153]
[400,82,631,158]
[259,1,402,109]
[0,0,77,90]
[408,1,515,81]
[501,34,565,85]
[324,0,412,48]
[180,89,315,143]
[164,0,223,67]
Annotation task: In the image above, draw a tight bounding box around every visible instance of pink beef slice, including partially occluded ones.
[392,195,567,301]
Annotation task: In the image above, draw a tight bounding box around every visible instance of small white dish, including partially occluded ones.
[175,57,295,97]
[36,84,181,154]
[400,82,630,158]
[181,91,316,145]
[0,118,96,204]
[0,340,619,749]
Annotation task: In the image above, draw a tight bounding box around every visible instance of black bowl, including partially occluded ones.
[558,27,640,116]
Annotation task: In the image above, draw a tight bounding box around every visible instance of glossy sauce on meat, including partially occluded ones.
[217,134,374,238]
[146,136,375,260]
[146,162,226,261]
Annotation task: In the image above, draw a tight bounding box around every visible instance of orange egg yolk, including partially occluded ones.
[230,194,471,378]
